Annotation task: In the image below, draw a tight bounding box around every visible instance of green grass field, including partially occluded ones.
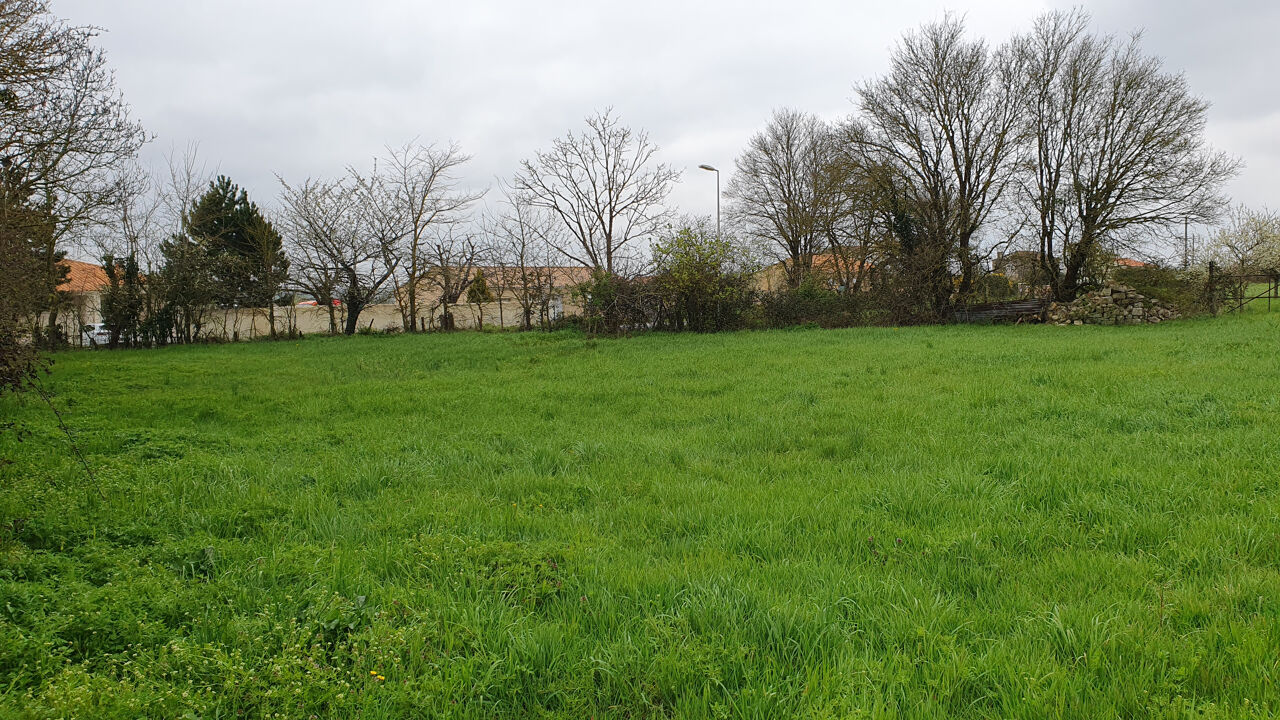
[2,311,1279,718]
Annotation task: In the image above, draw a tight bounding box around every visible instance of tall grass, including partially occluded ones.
[2,313,1278,718]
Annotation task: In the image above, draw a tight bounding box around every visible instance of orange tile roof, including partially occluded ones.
[58,259,110,293]
[764,253,873,273]
[1113,257,1149,268]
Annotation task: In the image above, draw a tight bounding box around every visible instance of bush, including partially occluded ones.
[969,273,1018,303]
[575,272,657,334]
[754,280,866,329]
[651,223,756,332]
[1113,265,1213,314]
[549,314,585,332]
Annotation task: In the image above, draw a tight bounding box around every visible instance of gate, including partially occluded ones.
[1208,262,1280,314]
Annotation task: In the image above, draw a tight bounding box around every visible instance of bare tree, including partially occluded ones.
[726,109,846,288]
[279,177,399,335]
[156,146,218,342]
[88,164,164,347]
[2,1,148,237]
[514,109,678,276]
[486,183,564,330]
[288,242,343,335]
[279,178,349,334]
[477,252,511,329]
[850,15,1024,305]
[821,171,879,296]
[1013,10,1239,300]
[419,226,485,330]
[1,0,148,347]
[350,166,410,330]
[377,142,484,331]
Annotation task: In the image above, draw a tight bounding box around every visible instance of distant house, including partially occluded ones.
[991,252,1151,282]
[56,258,110,326]
[464,265,594,302]
[992,250,1044,285]
[751,250,874,292]
[1112,257,1150,269]
[28,259,112,344]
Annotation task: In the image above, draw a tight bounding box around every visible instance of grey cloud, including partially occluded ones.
[58,0,1273,223]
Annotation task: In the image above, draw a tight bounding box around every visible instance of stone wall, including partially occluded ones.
[1046,285,1179,326]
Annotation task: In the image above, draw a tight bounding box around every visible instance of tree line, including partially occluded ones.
[6,2,1274,386]
[727,11,1246,318]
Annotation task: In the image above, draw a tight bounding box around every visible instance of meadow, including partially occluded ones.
[1,310,1278,718]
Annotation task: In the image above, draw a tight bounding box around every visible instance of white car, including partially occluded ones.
[81,323,112,347]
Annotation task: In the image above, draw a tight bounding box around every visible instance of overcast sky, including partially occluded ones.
[58,0,1279,232]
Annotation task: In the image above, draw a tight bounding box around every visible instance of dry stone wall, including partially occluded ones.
[1046,285,1179,326]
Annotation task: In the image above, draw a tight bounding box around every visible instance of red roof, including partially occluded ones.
[1113,258,1149,268]
[58,259,110,293]
[764,253,874,274]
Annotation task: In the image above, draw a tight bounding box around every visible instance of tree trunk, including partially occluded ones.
[1058,258,1085,302]
[344,301,363,335]
[1056,232,1095,302]
[407,276,418,332]
[440,300,454,331]
[957,232,976,298]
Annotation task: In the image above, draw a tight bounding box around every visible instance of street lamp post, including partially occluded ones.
[698,164,720,242]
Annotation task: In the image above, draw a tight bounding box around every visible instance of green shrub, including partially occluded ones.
[1113,265,1212,314]
[651,223,756,332]
[755,280,866,329]
[574,271,656,334]
[969,273,1018,303]
[549,313,585,332]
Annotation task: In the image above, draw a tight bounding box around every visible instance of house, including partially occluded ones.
[28,258,111,345]
[751,250,874,292]
[1112,257,1150,269]
[54,258,110,328]
[992,250,1044,285]
[464,265,594,302]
